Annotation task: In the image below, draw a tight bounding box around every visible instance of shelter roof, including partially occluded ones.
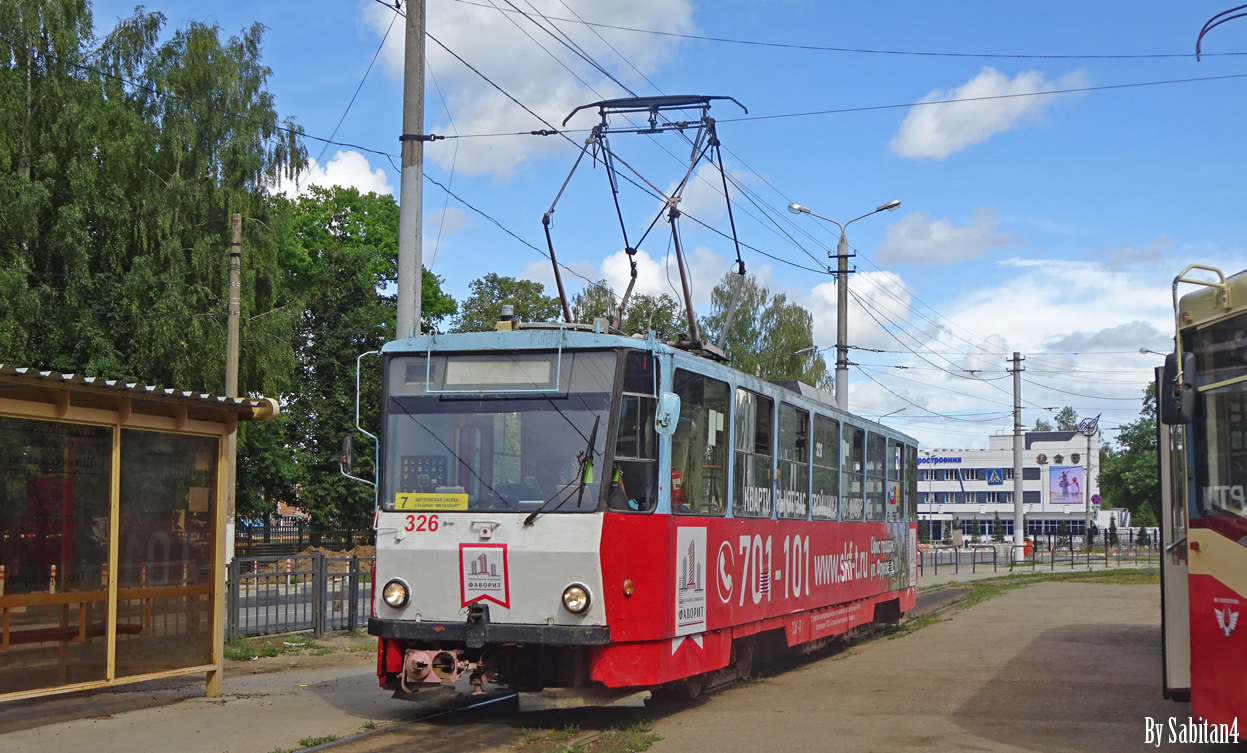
[0,365,279,423]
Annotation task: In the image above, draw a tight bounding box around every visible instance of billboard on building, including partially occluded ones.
[1049,465,1084,504]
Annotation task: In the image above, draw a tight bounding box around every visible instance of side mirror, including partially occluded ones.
[340,434,355,474]
[655,392,681,436]
[1159,352,1195,425]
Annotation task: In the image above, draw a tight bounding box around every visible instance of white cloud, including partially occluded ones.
[271,150,394,197]
[364,0,694,178]
[891,67,1088,160]
[1094,233,1170,271]
[877,208,1019,266]
[800,270,913,352]
[663,163,758,223]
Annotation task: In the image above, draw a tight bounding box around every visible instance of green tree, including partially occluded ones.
[700,272,832,389]
[1054,407,1079,431]
[622,293,685,339]
[992,512,1004,542]
[453,273,561,332]
[237,187,454,525]
[0,2,304,395]
[1098,383,1159,526]
[1032,417,1053,431]
[570,280,617,324]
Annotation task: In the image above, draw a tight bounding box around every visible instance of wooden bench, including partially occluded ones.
[0,584,213,650]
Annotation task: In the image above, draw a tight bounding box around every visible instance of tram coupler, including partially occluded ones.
[400,649,469,691]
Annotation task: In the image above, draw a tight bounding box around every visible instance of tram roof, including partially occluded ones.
[1177,265,1247,330]
[382,328,918,445]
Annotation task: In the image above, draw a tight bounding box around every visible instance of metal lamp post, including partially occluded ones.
[787,200,901,411]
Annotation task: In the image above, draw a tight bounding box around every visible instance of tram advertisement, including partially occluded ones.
[674,519,912,634]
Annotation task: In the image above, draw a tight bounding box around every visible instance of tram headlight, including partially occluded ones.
[562,583,591,614]
[382,579,410,609]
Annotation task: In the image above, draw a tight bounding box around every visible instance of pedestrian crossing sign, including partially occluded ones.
[987,469,1004,486]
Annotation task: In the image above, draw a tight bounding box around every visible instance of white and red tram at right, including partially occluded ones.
[366,326,918,705]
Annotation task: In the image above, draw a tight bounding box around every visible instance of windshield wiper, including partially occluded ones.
[524,416,599,526]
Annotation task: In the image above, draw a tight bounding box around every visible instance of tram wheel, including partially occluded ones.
[681,679,703,699]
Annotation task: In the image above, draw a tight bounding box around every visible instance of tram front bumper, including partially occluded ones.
[368,617,610,647]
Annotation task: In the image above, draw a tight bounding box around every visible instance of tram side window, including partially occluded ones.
[672,369,729,516]
[777,404,810,519]
[886,439,903,522]
[842,426,865,521]
[865,433,886,521]
[811,415,839,521]
[905,444,919,522]
[608,351,659,512]
[733,389,774,518]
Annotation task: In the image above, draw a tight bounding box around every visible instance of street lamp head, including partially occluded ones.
[787,202,810,215]
[878,199,901,213]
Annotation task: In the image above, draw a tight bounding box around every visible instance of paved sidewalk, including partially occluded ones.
[0,650,421,753]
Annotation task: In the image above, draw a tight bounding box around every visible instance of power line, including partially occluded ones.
[446,0,1247,60]
[315,8,397,166]
[723,73,1247,124]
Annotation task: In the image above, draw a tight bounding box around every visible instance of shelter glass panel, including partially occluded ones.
[842,426,865,521]
[115,430,218,678]
[672,370,728,516]
[732,389,773,518]
[776,404,809,520]
[0,418,111,695]
[811,415,839,521]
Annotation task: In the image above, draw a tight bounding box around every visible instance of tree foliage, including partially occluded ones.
[568,280,688,340]
[1032,417,1053,431]
[0,5,460,526]
[453,273,561,332]
[237,187,453,525]
[0,2,305,395]
[701,272,832,389]
[1054,406,1079,431]
[1098,382,1159,526]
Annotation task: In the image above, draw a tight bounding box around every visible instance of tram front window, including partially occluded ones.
[1189,316,1247,520]
[382,351,616,513]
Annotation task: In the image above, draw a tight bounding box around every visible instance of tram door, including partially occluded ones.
[1158,368,1191,700]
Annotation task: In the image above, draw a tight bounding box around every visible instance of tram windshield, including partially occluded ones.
[1188,315,1247,520]
[382,351,616,513]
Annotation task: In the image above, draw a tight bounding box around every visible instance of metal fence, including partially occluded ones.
[917,538,1159,577]
[225,553,373,641]
[234,524,376,557]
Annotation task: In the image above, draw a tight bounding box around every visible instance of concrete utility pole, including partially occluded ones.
[834,231,851,412]
[1009,352,1025,563]
[225,213,242,563]
[395,0,426,340]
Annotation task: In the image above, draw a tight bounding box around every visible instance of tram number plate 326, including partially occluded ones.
[404,514,439,532]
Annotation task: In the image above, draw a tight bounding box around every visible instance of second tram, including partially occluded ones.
[1160,264,1247,730]
[363,320,919,707]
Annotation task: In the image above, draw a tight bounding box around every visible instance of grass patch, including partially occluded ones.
[363,720,377,730]
[520,720,661,753]
[223,636,330,661]
[298,735,339,748]
[889,612,938,639]
[519,723,582,748]
[589,719,662,753]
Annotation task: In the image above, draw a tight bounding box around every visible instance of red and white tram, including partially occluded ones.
[365,322,918,706]
[1159,264,1247,730]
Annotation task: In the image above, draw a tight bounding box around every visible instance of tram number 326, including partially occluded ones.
[735,535,810,605]
[403,514,440,532]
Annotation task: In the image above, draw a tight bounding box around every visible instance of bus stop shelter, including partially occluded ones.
[0,366,278,702]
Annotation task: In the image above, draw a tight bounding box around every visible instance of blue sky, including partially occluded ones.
[90,0,1247,448]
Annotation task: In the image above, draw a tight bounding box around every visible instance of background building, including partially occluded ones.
[917,430,1122,542]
